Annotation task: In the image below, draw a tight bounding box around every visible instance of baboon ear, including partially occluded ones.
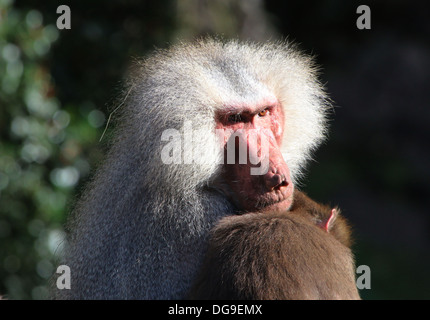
[317,208,338,232]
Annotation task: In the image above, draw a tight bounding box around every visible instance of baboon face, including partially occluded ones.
[215,98,294,214]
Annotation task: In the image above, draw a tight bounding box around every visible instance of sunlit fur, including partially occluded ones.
[56,38,330,299]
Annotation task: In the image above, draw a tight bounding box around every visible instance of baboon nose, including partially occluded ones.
[265,173,288,191]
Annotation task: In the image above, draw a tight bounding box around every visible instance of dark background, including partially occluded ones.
[0,0,429,299]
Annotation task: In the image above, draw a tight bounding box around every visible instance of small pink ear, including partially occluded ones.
[323,209,337,232]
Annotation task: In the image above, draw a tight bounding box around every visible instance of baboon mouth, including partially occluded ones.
[256,197,286,210]
[249,190,293,213]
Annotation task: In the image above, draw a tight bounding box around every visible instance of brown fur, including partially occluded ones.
[290,190,353,248]
[189,192,360,300]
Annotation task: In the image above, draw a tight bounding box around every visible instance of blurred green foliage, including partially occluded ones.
[0,0,175,300]
[0,0,104,299]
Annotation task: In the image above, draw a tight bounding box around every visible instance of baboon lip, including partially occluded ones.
[244,189,293,213]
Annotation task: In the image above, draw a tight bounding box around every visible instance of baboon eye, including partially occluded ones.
[228,114,243,123]
[258,109,269,117]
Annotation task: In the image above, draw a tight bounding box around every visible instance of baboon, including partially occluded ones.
[290,190,353,248]
[54,39,354,299]
[189,189,359,300]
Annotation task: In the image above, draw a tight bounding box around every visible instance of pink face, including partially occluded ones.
[215,99,294,214]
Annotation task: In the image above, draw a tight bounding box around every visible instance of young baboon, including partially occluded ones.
[189,190,359,300]
[290,190,353,248]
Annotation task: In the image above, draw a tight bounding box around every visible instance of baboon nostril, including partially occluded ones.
[266,173,288,190]
[274,176,288,190]
[273,174,282,185]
